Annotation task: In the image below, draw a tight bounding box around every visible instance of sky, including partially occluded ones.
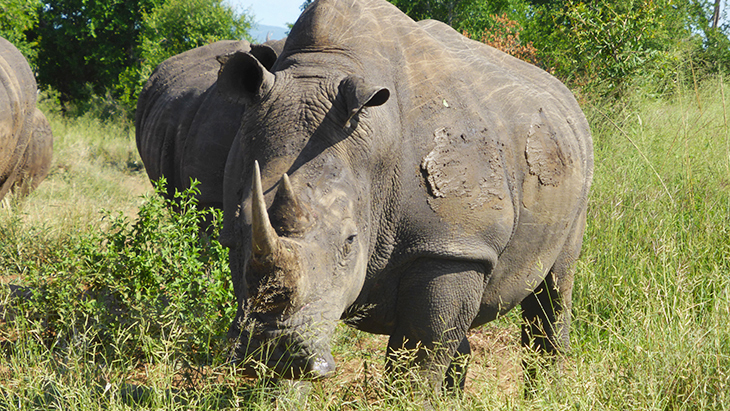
[228,0,304,28]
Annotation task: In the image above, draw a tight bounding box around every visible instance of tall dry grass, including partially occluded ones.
[1,78,729,409]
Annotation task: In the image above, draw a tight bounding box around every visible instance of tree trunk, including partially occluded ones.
[712,0,721,28]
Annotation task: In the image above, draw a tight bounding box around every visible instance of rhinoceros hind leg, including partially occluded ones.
[519,209,585,390]
[520,270,566,356]
[520,209,585,355]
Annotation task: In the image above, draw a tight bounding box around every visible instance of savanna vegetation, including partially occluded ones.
[0,0,253,116]
[1,0,730,409]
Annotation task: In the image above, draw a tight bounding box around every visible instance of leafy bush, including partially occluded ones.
[463,14,541,67]
[526,0,684,95]
[7,179,233,364]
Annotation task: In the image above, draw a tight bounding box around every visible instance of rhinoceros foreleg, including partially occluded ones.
[386,259,486,392]
[444,335,471,392]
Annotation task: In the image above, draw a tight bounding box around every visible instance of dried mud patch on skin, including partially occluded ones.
[525,109,570,187]
[421,127,506,210]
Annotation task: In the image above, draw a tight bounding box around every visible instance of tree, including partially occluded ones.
[691,0,730,72]
[27,0,252,113]
[117,0,253,110]
[712,0,721,28]
[33,0,157,106]
[0,0,43,65]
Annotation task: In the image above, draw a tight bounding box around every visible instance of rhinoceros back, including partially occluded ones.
[135,40,252,209]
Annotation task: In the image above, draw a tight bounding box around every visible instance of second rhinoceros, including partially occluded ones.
[218,0,593,391]
[135,39,283,210]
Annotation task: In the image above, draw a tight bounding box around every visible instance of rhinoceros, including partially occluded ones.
[135,39,284,211]
[1,37,53,202]
[218,0,593,390]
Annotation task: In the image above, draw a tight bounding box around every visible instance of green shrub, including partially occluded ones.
[526,0,686,96]
[6,179,233,364]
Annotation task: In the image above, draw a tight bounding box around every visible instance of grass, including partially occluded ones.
[1,77,730,409]
[567,78,730,409]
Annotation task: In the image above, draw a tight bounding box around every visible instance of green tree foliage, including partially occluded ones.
[525,0,730,94]
[117,0,253,112]
[690,0,730,71]
[525,0,687,94]
[0,0,43,65]
[2,0,728,111]
[390,0,730,95]
[21,0,251,114]
[388,0,531,35]
[32,0,155,107]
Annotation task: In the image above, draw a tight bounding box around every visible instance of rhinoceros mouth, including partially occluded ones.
[229,312,337,379]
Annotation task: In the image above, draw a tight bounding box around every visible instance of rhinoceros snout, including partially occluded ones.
[230,326,336,380]
[235,347,336,379]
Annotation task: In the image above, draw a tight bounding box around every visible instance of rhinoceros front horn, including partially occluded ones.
[251,161,279,261]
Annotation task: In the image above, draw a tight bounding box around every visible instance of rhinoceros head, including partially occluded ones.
[218,50,390,379]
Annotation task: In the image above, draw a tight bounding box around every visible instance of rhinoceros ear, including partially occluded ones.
[249,44,278,71]
[217,51,275,105]
[338,75,390,126]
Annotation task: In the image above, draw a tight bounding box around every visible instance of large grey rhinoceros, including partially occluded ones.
[218,0,593,390]
[1,37,53,202]
[135,39,283,210]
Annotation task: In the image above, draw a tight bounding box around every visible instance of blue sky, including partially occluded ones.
[228,0,304,28]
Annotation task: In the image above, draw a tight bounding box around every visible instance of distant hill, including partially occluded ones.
[250,24,288,43]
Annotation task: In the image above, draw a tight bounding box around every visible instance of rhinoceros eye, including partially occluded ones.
[341,233,357,257]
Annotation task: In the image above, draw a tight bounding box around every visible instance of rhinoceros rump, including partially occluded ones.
[218,0,593,391]
[0,37,53,201]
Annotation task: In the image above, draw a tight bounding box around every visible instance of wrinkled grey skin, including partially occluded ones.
[219,0,593,390]
[135,39,285,210]
[1,37,53,201]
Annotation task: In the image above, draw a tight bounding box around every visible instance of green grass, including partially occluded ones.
[566,79,730,410]
[1,78,730,409]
